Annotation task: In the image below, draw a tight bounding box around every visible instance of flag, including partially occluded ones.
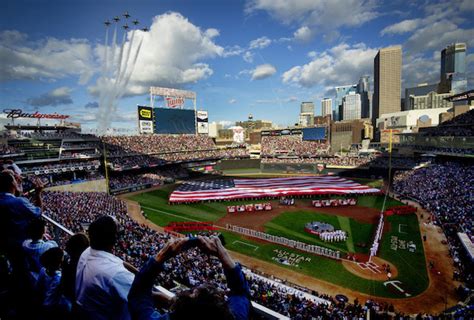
[169,176,380,203]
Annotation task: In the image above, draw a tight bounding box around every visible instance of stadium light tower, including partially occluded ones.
[96,12,149,135]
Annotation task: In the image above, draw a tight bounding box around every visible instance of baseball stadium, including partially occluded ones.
[1,4,474,319]
[1,95,473,319]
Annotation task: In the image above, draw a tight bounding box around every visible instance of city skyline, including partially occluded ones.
[1,0,473,132]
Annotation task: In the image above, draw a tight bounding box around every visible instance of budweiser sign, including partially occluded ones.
[165,97,185,108]
[4,108,70,120]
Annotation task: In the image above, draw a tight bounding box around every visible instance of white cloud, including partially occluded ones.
[251,64,277,80]
[281,43,377,87]
[402,53,439,89]
[204,28,220,38]
[460,0,474,10]
[228,98,237,104]
[293,26,313,43]
[243,51,254,63]
[307,51,317,58]
[0,30,94,84]
[223,45,245,57]
[246,0,378,40]
[249,36,272,49]
[380,19,421,36]
[26,86,73,107]
[405,20,474,53]
[91,12,224,96]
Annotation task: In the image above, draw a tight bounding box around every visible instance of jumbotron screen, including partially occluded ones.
[302,127,327,140]
[153,108,196,134]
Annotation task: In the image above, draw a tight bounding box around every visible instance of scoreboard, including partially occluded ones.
[137,105,208,135]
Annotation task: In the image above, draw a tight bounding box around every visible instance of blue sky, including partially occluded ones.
[1,0,473,132]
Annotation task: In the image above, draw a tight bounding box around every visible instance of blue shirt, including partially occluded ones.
[23,239,58,279]
[128,258,251,320]
[0,192,41,249]
[36,267,71,310]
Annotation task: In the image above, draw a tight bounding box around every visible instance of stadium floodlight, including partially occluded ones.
[96,12,148,135]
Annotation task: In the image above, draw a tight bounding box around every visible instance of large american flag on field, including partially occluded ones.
[169,176,380,203]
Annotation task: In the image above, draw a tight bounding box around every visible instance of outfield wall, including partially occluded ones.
[216,159,261,170]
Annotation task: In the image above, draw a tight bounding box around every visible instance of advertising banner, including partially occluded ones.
[196,110,209,134]
[137,106,154,134]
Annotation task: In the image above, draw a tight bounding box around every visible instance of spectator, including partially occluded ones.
[75,215,135,320]
[36,247,70,318]
[61,232,89,303]
[23,218,58,281]
[128,236,250,320]
[0,170,43,265]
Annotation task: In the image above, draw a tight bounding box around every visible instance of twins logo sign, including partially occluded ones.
[166,97,185,108]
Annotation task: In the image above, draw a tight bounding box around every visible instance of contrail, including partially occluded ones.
[114,32,144,101]
[98,27,109,130]
[116,29,136,91]
[96,13,145,135]
[114,32,127,86]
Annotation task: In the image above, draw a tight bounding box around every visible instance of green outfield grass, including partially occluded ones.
[128,181,429,298]
[264,211,373,254]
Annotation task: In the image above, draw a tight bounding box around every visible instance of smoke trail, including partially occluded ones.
[111,32,127,100]
[114,32,144,101]
[116,29,136,91]
[97,22,119,135]
[98,27,109,129]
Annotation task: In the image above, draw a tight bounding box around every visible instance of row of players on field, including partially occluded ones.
[227,198,357,213]
[227,203,273,213]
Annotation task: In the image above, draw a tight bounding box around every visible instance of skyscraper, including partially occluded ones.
[357,76,370,118]
[373,46,402,123]
[342,92,362,120]
[300,102,315,114]
[321,98,332,117]
[439,42,467,94]
[299,102,315,127]
[334,85,357,121]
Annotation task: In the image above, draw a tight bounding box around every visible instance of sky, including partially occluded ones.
[1,0,473,133]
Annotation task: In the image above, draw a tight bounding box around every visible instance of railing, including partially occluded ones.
[41,214,290,319]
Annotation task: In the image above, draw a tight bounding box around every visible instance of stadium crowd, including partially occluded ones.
[0,144,21,155]
[261,156,372,166]
[60,150,101,159]
[2,158,472,319]
[261,155,425,169]
[420,109,474,137]
[103,134,217,155]
[61,142,100,150]
[261,135,330,157]
[108,167,188,191]
[109,148,248,170]
[41,192,403,319]
[393,162,474,288]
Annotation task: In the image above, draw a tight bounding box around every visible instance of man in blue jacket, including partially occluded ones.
[128,236,250,320]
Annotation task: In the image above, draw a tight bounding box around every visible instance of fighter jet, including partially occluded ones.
[123,24,129,30]
[113,16,120,22]
[104,20,111,27]
[142,27,149,32]
[132,19,139,26]
[123,11,130,19]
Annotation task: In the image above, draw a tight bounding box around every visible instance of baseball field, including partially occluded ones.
[127,176,430,300]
